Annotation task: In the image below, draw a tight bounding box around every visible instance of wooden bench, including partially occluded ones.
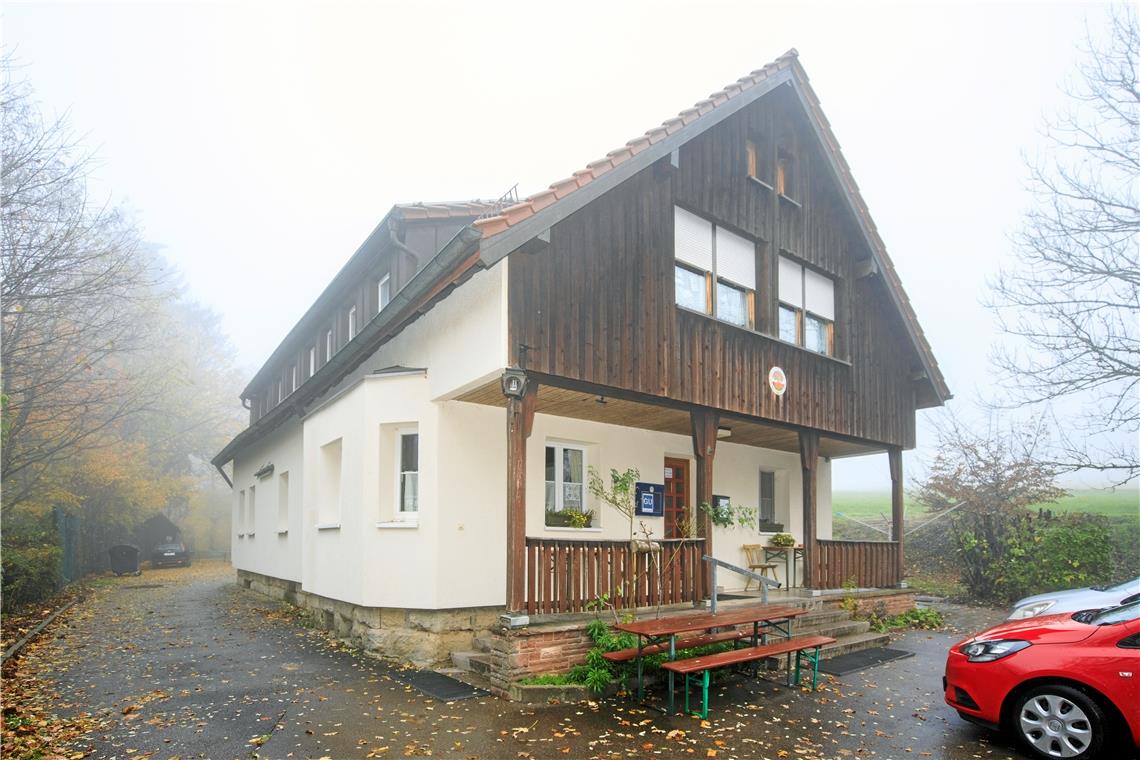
[660,634,836,718]
[601,629,750,663]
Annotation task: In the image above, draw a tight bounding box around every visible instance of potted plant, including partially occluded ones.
[545,509,595,528]
[769,532,796,547]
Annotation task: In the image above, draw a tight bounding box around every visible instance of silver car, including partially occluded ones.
[1007,577,1140,619]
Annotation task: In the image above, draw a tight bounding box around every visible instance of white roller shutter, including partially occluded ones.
[804,268,835,320]
[674,207,713,271]
[715,227,755,288]
[778,256,802,307]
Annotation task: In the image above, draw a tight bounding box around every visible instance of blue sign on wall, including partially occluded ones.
[635,482,665,517]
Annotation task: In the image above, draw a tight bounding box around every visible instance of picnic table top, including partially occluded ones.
[614,605,808,637]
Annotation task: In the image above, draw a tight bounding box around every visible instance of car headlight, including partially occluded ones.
[1009,600,1055,619]
[959,639,1031,662]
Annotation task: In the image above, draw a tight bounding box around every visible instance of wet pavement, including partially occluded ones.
[16,560,1102,759]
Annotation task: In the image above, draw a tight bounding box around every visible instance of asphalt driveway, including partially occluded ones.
[12,560,1060,759]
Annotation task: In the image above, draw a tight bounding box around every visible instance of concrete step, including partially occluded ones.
[794,609,855,628]
[820,630,892,659]
[799,619,872,640]
[472,635,496,653]
[450,650,494,673]
[436,667,498,696]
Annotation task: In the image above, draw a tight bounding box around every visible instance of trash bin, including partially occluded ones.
[108,544,142,576]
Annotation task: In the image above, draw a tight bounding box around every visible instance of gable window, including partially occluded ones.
[348,305,358,341]
[674,206,756,329]
[776,151,795,198]
[398,430,419,515]
[309,346,317,378]
[778,256,835,355]
[378,274,391,312]
[545,443,586,526]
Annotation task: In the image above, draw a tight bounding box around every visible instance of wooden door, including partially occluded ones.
[664,458,690,539]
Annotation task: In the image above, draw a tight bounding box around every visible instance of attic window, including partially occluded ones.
[745,138,773,189]
[378,274,391,312]
[776,151,795,198]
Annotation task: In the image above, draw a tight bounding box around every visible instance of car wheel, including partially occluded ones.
[1013,684,1106,759]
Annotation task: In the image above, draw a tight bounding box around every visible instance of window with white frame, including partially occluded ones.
[247,484,256,536]
[778,256,835,355]
[348,305,357,341]
[237,489,246,537]
[378,274,391,312]
[287,365,296,396]
[674,206,756,328]
[398,431,419,515]
[277,471,289,532]
[545,443,586,521]
[309,346,317,378]
[326,328,334,360]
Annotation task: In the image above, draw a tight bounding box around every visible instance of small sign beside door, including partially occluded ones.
[635,482,665,517]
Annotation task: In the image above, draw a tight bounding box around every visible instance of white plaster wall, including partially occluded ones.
[231,420,303,582]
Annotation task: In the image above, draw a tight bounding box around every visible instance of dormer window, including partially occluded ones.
[778,256,835,355]
[378,274,391,312]
[674,206,757,329]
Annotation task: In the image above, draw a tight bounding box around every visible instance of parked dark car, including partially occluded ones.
[944,600,1140,759]
[151,542,190,568]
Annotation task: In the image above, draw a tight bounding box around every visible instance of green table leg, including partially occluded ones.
[700,670,710,720]
[683,673,690,714]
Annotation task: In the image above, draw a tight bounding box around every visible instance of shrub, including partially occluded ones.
[1,544,62,612]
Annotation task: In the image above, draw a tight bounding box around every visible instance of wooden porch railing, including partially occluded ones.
[524,538,706,615]
[816,539,900,589]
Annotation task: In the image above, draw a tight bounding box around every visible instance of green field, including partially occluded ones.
[833,489,1139,522]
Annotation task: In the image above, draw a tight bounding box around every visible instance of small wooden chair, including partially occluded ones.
[742,544,779,590]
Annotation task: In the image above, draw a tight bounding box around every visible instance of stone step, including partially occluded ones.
[794,609,855,627]
[450,650,495,675]
[799,619,872,640]
[472,635,496,653]
[436,667,499,697]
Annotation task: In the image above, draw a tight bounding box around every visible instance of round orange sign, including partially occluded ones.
[768,366,787,396]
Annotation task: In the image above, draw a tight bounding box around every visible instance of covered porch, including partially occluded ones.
[457,371,907,614]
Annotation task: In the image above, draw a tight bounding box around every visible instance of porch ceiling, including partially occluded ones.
[456,380,881,459]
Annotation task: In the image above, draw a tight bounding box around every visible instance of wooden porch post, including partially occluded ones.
[691,409,718,599]
[798,430,820,589]
[506,378,538,613]
[888,446,905,586]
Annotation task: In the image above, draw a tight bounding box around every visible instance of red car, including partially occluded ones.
[945,600,1140,759]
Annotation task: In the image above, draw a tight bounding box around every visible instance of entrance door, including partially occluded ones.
[664,458,690,539]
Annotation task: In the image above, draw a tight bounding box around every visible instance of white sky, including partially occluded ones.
[6,0,1128,490]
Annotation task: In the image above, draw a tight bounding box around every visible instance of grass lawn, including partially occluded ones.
[833,489,1139,522]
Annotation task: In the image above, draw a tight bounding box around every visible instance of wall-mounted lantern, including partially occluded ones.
[501,368,529,399]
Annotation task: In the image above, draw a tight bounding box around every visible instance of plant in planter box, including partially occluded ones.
[545,509,595,528]
[699,501,759,530]
[769,532,796,547]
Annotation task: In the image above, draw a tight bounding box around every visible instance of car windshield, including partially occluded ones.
[1090,578,1140,592]
[1088,600,1140,625]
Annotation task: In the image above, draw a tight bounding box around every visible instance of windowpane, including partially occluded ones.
[545,447,556,510]
[675,265,706,312]
[545,481,556,510]
[759,471,775,522]
[379,275,391,311]
[401,433,419,472]
[563,483,583,510]
[563,448,583,484]
[716,282,747,327]
[401,473,419,512]
[779,305,798,343]
[805,314,829,354]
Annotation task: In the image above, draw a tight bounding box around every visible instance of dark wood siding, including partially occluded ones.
[508,89,921,448]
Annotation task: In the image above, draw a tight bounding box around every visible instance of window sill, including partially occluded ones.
[545,526,603,533]
[376,521,418,529]
[675,307,852,367]
[237,533,245,539]
[315,522,341,531]
[247,532,255,538]
[778,193,801,208]
[747,176,774,192]
[276,529,289,536]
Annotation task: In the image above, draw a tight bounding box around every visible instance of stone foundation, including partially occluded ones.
[236,569,500,667]
[482,620,595,696]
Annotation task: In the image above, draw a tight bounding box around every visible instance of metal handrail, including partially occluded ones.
[702,555,781,613]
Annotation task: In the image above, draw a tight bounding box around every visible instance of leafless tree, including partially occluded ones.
[990,5,1139,484]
